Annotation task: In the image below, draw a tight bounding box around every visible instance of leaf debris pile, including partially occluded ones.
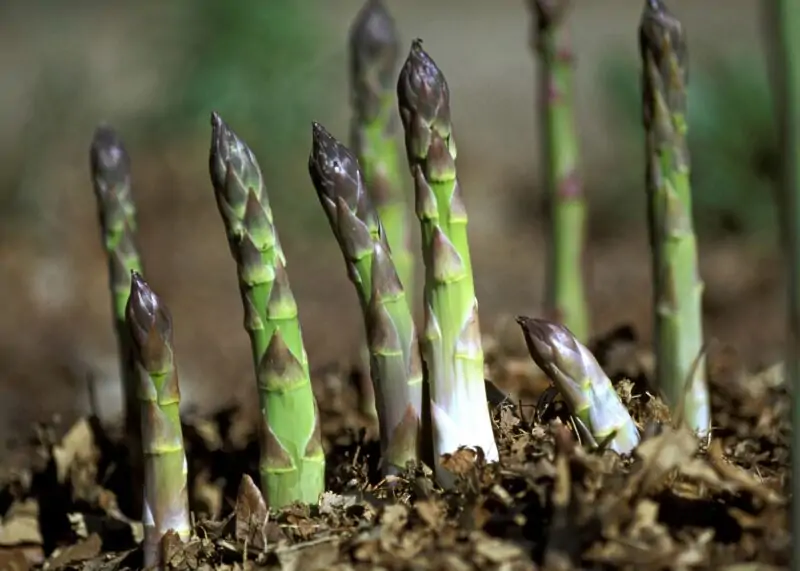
[0,326,789,570]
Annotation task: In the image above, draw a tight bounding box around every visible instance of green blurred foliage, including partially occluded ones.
[0,1,336,242]
[145,0,329,150]
[599,51,779,242]
[142,0,336,235]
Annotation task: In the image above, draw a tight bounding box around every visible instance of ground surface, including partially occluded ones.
[0,328,789,570]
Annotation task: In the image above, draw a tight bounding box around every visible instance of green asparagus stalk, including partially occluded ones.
[349,0,412,300]
[89,125,144,514]
[766,0,800,563]
[209,113,325,508]
[639,0,710,437]
[516,316,640,454]
[397,40,498,481]
[309,122,423,474]
[349,0,412,424]
[529,0,589,342]
[126,271,190,569]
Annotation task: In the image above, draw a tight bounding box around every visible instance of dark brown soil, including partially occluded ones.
[0,324,789,571]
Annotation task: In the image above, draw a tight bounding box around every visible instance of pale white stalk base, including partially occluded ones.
[430,396,498,486]
[142,453,191,569]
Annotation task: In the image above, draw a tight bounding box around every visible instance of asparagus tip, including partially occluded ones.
[309,121,339,165]
[350,0,397,49]
[640,0,682,43]
[310,121,346,157]
[397,39,448,112]
[90,124,129,181]
[515,316,576,370]
[209,111,257,196]
[530,0,571,28]
[311,121,326,140]
[210,110,224,131]
[210,110,234,150]
[210,111,241,152]
[309,122,361,203]
[127,270,174,368]
[644,0,667,14]
[128,270,158,323]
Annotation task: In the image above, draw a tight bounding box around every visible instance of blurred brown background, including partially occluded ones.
[0,0,782,442]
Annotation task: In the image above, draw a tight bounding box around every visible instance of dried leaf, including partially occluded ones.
[633,425,698,494]
[707,439,785,505]
[234,475,268,552]
[471,532,526,563]
[276,536,340,571]
[46,533,102,568]
[719,565,785,571]
[378,505,408,538]
[52,418,97,484]
[0,500,41,547]
[414,500,443,529]
[440,447,478,477]
[0,548,35,571]
[318,492,357,516]
[194,469,223,520]
[161,532,211,570]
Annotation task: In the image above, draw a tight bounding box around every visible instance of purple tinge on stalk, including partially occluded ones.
[127,271,191,567]
[397,40,455,162]
[639,0,686,89]
[90,126,131,192]
[309,122,374,225]
[308,122,423,473]
[128,273,172,372]
[517,317,586,408]
[516,316,640,454]
[209,111,258,192]
[89,125,140,287]
[209,112,270,246]
[349,0,400,123]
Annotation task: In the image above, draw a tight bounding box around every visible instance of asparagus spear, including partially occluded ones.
[89,125,144,513]
[126,272,190,569]
[529,0,589,342]
[639,0,710,437]
[397,40,499,481]
[349,0,412,424]
[309,122,423,474]
[209,113,325,508]
[349,0,412,300]
[766,0,800,562]
[516,316,640,454]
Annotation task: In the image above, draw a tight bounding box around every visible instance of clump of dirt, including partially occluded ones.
[0,325,789,570]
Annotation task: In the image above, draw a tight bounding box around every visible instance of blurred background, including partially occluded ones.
[0,0,783,443]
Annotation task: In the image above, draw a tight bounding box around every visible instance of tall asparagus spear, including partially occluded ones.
[209,113,325,508]
[639,0,710,437]
[529,0,589,342]
[349,0,413,424]
[349,0,412,299]
[126,272,190,569]
[309,123,423,474]
[89,126,144,514]
[397,40,499,482]
[517,317,640,454]
[766,0,800,563]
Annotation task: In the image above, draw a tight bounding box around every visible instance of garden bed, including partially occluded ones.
[0,327,788,570]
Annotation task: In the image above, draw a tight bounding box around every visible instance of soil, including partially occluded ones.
[0,324,789,570]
